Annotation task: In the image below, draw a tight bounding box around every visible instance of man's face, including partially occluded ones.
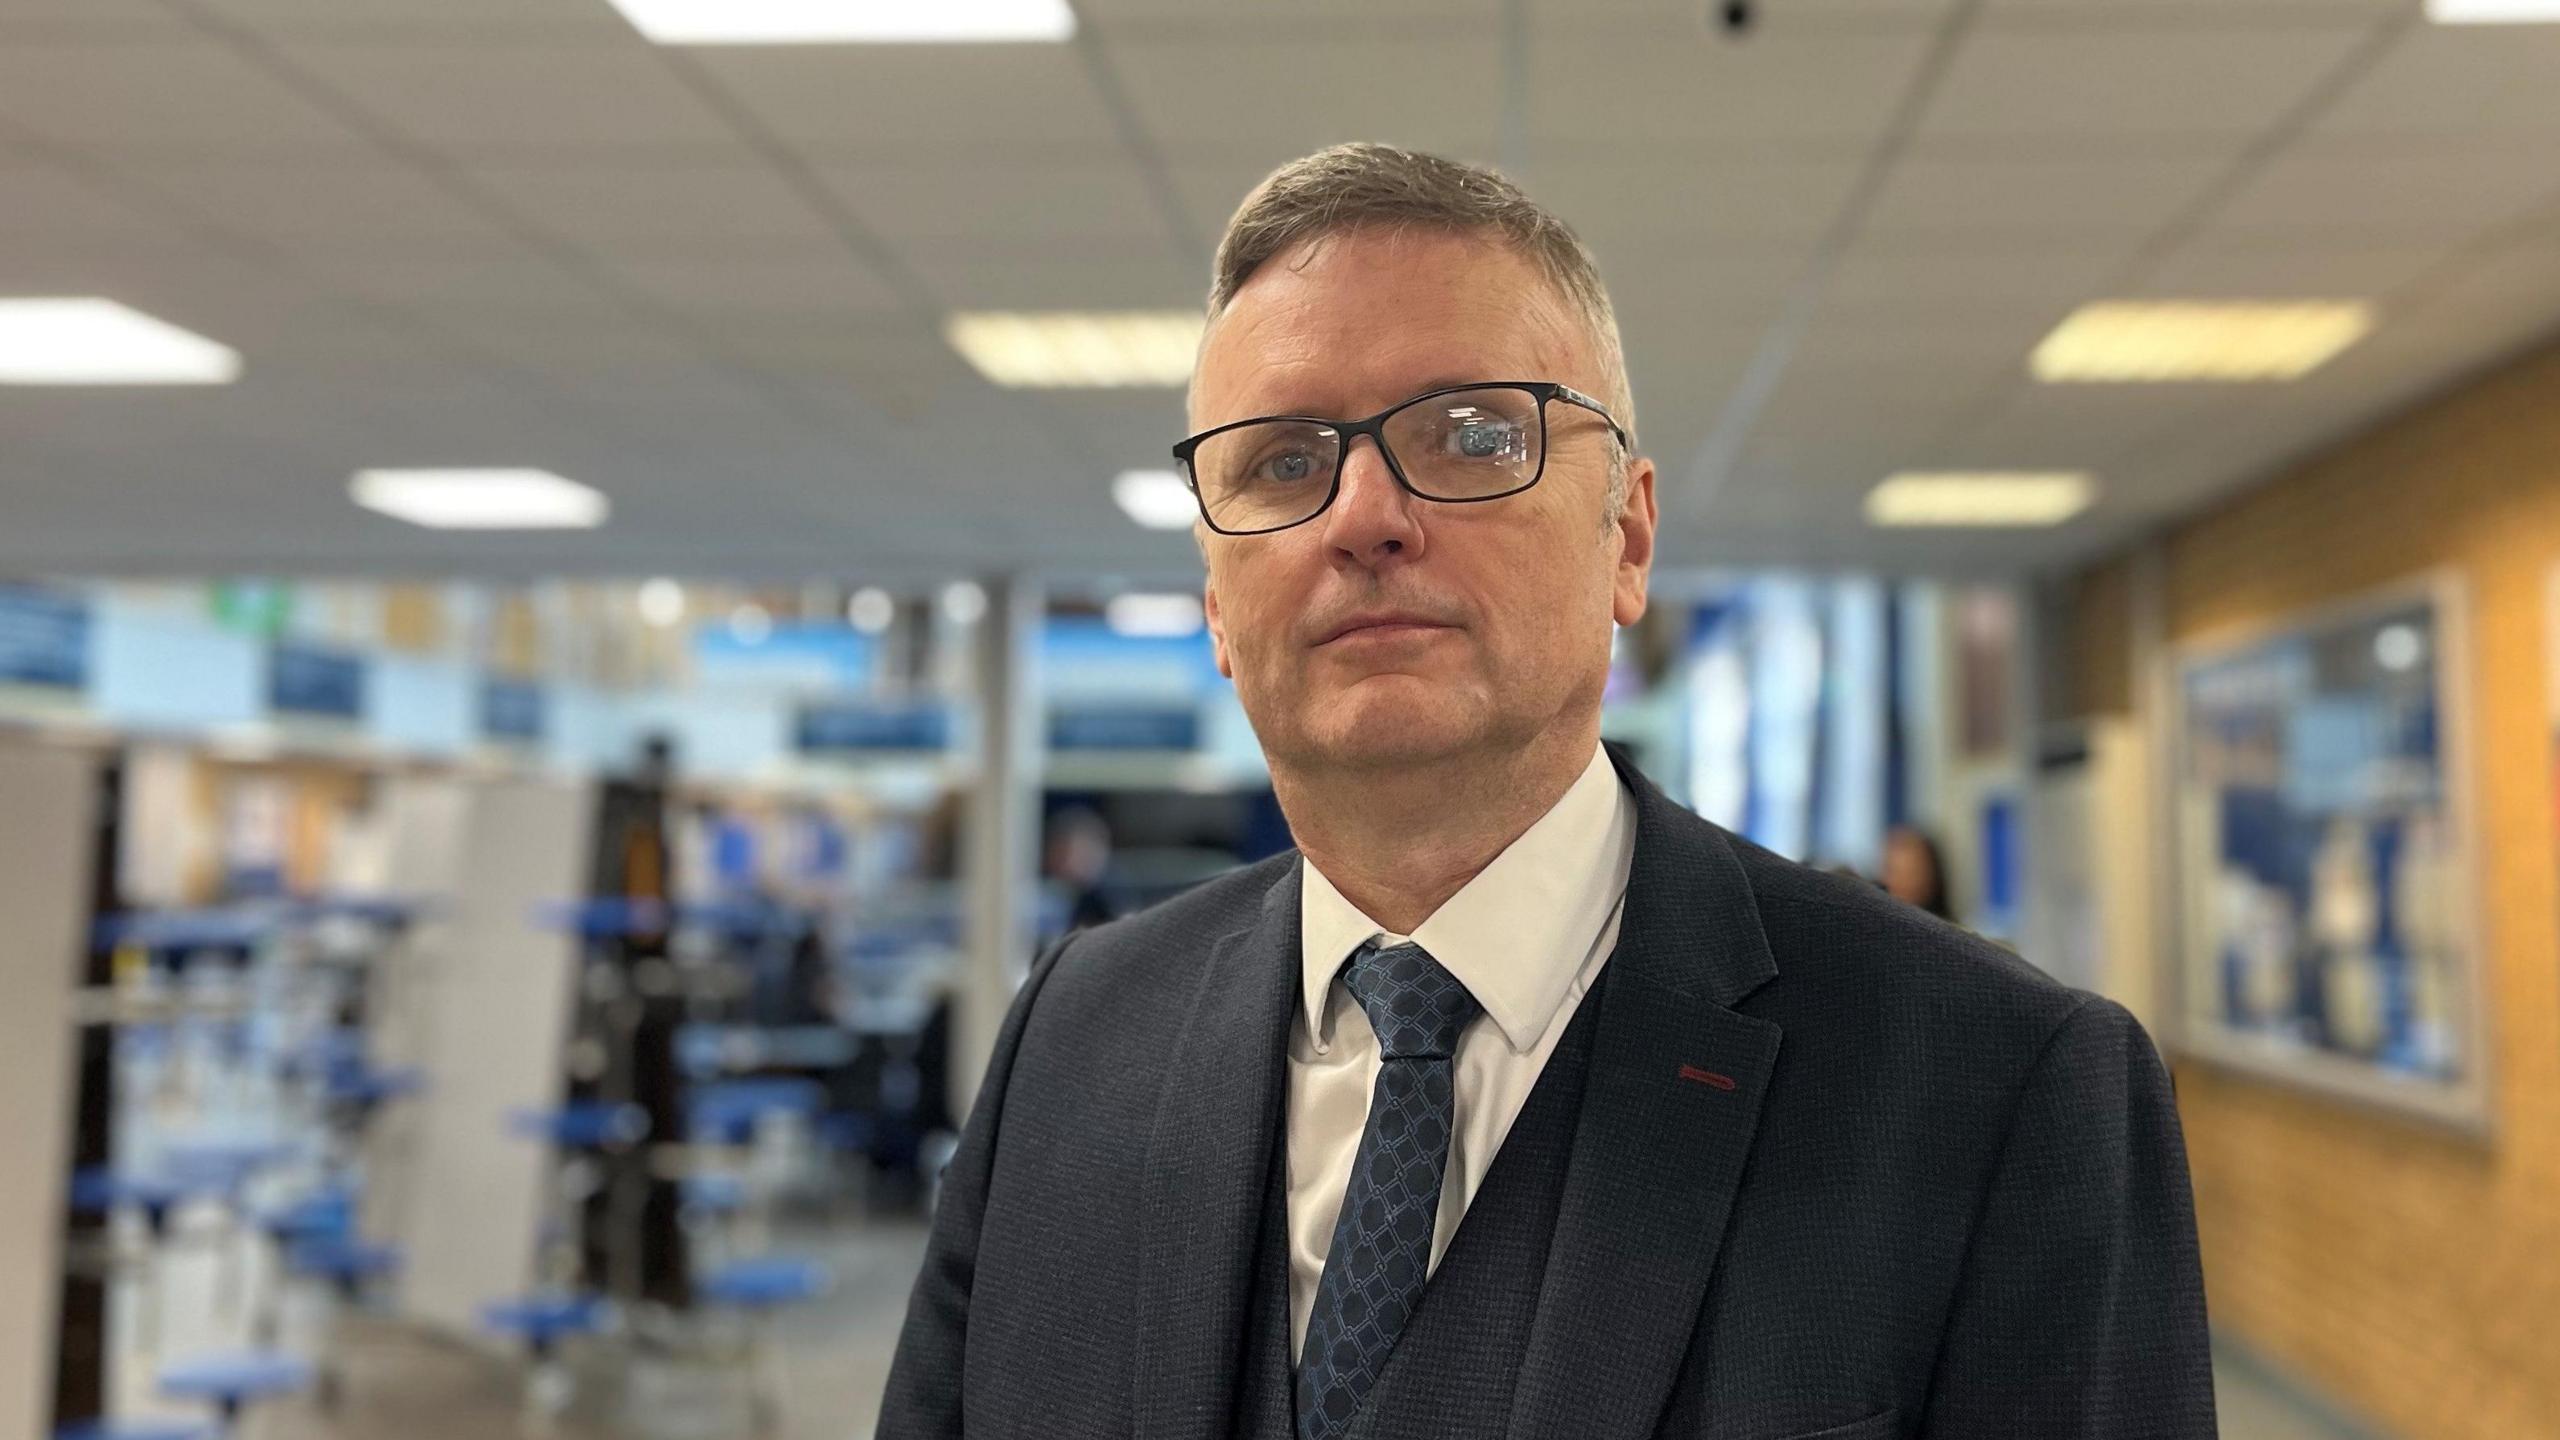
[1191,227,1657,777]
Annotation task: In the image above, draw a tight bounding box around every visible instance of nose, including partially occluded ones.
[1316,433,1426,570]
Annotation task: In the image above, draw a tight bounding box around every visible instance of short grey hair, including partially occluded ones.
[1201,143,1637,522]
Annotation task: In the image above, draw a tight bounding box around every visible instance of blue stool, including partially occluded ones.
[479,1293,609,1357]
[508,1102,648,1150]
[259,1185,357,1247]
[681,1173,748,1218]
[158,1351,310,1435]
[695,1258,829,1435]
[480,1294,610,1431]
[696,1256,828,1310]
[287,1239,401,1297]
[284,1241,401,1411]
[54,1422,213,1440]
[70,1168,201,1240]
[688,1078,826,1146]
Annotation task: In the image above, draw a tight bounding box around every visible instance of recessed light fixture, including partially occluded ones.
[2031,301,2372,383]
[349,469,609,530]
[606,0,1074,43]
[1113,469,1200,531]
[1105,593,1205,639]
[0,298,240,385]
[1865,472,2096,528]
[847,587,895,634]
[945,311,1202,389]
[2428,0,2560,21]
[638,579,687,627]
[941,581,988,627]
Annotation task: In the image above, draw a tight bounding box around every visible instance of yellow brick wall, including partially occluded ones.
[2070,343,2560,1438]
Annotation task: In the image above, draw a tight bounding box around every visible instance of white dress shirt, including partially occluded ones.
[1286,742,1637,1361]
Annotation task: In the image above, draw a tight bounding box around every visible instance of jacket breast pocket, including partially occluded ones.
[1767,1411,1900,1440]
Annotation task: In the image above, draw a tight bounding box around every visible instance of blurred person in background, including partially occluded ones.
[882,144,2212,1440]
[1043,805,1122,935]
[1882,823,1958,924]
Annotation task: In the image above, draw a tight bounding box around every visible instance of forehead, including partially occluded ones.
[1190,226,1588,428]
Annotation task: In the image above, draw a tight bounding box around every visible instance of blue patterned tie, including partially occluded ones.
[1296,941,1481,1440]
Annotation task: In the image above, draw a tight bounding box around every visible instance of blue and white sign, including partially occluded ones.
[481,678,548,743]
[1048,705,1200,753]
[270,643,367,720]
[795,700,952,754]
[0,584,90,689]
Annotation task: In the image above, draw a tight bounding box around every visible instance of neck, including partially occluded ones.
[1277,722,1601,935]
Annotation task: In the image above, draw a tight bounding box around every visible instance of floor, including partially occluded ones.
[114,1218,2383,1440]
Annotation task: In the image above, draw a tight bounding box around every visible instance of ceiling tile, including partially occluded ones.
[0,0,187,33]
[817,155,1174,251]
[191,0,627,33]
[1108,31,1502,154]
[0,159,199,256]
[273,35,737,152]
[597,252,906,323]
[1918,25,2373,141]
[299,247,599,315]
[2132,234,2460,301]
[1531,152,1870,254]
[462,158,845,253]
[1824,242,2125,309]
[1533,21,1930,146]
[902,249,1201,312]
[1862,151,2228,240]
[685,46,1120,151]
[2206,138,2560,240]
[112,157,522,258]
[2314,23,2560,141]
[0,38,365,150]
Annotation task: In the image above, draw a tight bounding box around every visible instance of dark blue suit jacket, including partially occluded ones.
[881,748,2215,1438]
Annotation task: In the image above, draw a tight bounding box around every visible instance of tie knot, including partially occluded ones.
[1341,942,1479,1059]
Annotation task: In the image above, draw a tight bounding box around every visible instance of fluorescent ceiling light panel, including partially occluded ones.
[1865,472,2096,528]
[0,298,240,385]
[1105,593,1204,639]
[1114,469,1199,531]
[350,469,609,530]
[2031,301,2372,382]
[608,0,1074,43]
[946,311,1202,389]
[2427,1,2560,21]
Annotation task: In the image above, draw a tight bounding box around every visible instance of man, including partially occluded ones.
[881,144,2213,1440]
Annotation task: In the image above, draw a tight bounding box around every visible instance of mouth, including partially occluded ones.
[1315,614,1457,647]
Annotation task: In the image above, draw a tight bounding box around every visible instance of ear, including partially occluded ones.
[1204,572,1235,679]
[1611,456,1658,628]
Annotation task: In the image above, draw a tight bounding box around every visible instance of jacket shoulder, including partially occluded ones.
[1721,830,2097,1049]
[1037,849,1297,993]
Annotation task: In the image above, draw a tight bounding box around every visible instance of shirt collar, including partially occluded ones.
[1299,743,1634,1055]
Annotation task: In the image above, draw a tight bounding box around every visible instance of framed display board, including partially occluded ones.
[2166,571,2487,1132]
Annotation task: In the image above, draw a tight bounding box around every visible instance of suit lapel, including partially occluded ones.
[1133,861,1303,1440]
[1504,753,1785,1440]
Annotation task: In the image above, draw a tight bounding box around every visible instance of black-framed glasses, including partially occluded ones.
[1171,380,1631,536]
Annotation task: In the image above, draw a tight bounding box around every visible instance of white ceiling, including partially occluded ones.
[3,0,2558,582]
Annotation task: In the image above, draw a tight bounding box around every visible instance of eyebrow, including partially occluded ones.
[1231,375,1521,424]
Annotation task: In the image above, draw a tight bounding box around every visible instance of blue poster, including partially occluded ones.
[0,584,89,689]
[2174,580,2479,1126]
[481,678,547,742]
[1048,706,1199,753]
[270,643,367,720]
[795,700,951,754]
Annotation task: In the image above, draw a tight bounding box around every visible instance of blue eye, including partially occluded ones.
[1253,449,1322,485]
[1455,423,1513,459]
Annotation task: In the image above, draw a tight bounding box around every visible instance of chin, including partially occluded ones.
[1290,681,1489,772]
